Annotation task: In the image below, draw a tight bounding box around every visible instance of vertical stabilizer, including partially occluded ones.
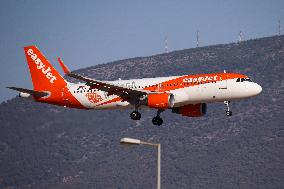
[24,46,67,92]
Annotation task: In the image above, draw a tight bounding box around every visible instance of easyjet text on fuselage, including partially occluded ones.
[183,75,219,83]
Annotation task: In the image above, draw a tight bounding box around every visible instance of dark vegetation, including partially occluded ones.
[0,35,284,189]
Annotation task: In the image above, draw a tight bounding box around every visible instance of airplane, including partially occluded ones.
[8,46,262,126]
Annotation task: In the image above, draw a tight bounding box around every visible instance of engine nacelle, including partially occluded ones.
[172,103,207,117]
[147,93,175,109]
[19,92,31,98]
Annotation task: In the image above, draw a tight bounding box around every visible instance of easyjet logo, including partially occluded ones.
[183,75,219,83]
[27,49,57,83]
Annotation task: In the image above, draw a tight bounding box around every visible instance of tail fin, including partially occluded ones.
[24,46,67,92]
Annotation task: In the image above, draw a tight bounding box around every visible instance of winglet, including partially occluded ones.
[58,57,71,74]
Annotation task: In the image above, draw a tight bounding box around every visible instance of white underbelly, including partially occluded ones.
[172,84,230,106]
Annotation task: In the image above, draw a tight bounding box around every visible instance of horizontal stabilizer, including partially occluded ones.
[7,87,49,98]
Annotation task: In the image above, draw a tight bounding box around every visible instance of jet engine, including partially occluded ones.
[147,93,175,109]
[172,103,207,117]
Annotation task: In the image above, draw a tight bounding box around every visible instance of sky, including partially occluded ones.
[0,0,284,102]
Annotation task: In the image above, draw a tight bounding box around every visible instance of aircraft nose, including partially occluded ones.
[254,83,262,95]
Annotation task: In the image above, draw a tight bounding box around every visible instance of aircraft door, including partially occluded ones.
[219,73,227,90]
[158,83,164,91]
[62,86,70,105]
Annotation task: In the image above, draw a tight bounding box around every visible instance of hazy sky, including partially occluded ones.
[0,0,283,102]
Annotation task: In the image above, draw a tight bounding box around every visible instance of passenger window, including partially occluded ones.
[236,78,240,82]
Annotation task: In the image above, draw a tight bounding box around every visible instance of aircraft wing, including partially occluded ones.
[67,72,148,97]
[7,87,49,98]
[58,57,155,102]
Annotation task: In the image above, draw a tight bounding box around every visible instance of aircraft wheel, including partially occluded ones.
[130,111,141,120]
[226,110,232,116]
[152,116,163,126]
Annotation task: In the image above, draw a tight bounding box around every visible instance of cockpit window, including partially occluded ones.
[236,78,252,82]
[243,78,252,82]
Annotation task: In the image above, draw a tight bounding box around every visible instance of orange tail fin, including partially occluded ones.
[24,46,67,92]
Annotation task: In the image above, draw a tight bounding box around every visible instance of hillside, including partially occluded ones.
[0,35,284,189]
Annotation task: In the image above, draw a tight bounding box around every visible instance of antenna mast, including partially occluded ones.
[196,30,200,47]
[165,36,169,53]
[278,20,282,36]
[238,31,244,42]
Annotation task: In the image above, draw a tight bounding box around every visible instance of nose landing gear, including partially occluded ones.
[224,101,232,116]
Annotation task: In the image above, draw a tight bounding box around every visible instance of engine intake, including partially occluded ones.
[147,93,175,109]
[172,103,206,117]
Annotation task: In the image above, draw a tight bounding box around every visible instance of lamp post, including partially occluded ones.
[120,137,161,189]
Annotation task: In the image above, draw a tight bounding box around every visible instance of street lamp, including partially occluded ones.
[120,137,161,189]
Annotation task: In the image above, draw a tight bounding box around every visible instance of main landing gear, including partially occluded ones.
[224,101,232,116]
[152,109,164,126]
[130,108,165,126]
[130,110,141,120]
